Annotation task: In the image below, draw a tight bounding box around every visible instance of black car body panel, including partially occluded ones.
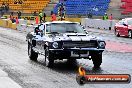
[26,21,106,60]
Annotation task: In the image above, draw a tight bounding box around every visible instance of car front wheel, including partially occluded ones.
[92,52,102,68]
[115,29,120,37]
[45,47,54,67]
[128,30,132,38]
[28,43,38,61]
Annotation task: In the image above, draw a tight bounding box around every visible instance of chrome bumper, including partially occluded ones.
[49,48,105,51]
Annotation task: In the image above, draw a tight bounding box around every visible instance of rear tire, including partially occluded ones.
[28,43,38,61]
[92,52,102,68]
[128,30,132,38]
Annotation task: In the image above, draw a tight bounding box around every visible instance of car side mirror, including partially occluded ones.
[85,31,88,34]
[84,29,88,34]
[34,28,40,35]
[123,23,128,26]
[81,25,85,29]
[40,30,43,37]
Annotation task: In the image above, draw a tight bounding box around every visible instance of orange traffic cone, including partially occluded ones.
[36,16,39,24]
[16,17,19,24]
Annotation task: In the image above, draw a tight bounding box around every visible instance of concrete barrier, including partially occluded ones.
[0,19,17,29]
[17,19,27,31]
[0,18,81,34]
[81,18,116,30]
[7,20,12,28]
[17,24,35,33]
[2,19,8,28]
[11,23,17,30]
[18,24,27,32]
[26,25,34,33]
[18,19,25,24]
[0,18,35,33]
[0,19,3,27]
[16,19,39,33]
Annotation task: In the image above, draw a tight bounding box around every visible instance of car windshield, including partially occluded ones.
[127,19,132,25]
[46,23,86,34]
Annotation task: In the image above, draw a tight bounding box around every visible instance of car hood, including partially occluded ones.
[128,25,132,29]
[50,33,101,42]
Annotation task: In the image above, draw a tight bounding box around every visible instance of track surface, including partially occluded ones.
[0,27,131,88]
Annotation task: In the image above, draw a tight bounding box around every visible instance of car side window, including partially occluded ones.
[118,21,124,25]
[127,20,132,25]
[46,24,51,33]
[43,25,46,35]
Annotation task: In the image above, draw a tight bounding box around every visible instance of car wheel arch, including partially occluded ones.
[115,28,120,37]
[128,29,132,32]
[115,28,118,33]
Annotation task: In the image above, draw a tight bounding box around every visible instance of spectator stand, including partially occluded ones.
[121,0,132,15]
[53,0,111,17]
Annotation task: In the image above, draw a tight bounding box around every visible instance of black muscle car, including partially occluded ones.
[26,21,106,68]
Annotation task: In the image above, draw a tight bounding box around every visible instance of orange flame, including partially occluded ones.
[78,66,86,76]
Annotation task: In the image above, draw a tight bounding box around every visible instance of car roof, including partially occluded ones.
[41,21,78,25]
[119,18,132,22]
[124,18,132,20]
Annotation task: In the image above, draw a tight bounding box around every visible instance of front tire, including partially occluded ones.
[45,47,54,67]
[115,29,120,37]
[92,52,102,68]
[28,43,38,61]
[128,30,132,38]
[67,59,76,63]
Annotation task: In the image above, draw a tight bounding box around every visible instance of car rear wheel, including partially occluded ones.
[45,47,54,67]
[92,52,102,68]
[128,30,132,38]
[115,29,120,37]
[28,43,38,61]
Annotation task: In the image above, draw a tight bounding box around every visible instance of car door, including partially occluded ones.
[117,20,125,35]
[35,24,45,52]
[39,24,47,53]
[35,35,43,52]
[122,21,128,36]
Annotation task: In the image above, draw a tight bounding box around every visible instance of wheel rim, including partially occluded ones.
[28,45,31,56]
[45,55,49,67]
[116,31,119,36]
[128,31,131,38]
[45,49,49,67]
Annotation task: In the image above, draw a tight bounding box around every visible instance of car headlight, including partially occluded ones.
[52,42,58,48]
[99,42,106,48]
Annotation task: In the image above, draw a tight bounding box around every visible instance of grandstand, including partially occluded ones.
[107,0,132,19]
[66,0,110,16]
[120,0,132,15]
[0,0,131,19]
[0,0,50,14]
[53,0,112,18]
[53,0,111,16]
[107,0,122,19]
[52,0,131,19]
